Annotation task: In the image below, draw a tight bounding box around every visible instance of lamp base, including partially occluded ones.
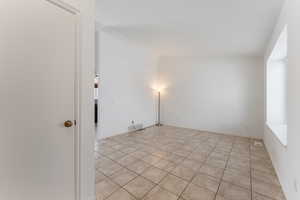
[155,123,163,126]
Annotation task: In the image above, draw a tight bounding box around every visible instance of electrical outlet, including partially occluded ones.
[294,179,298,192]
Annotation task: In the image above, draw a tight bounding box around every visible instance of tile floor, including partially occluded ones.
[95,126,286,200]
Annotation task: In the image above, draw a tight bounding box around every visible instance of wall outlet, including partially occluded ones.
[294,179,298,192]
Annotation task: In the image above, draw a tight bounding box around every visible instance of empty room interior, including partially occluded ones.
[94,1,299,200]
[1,0,300,200]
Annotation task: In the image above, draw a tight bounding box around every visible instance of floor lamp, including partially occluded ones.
[156,90,162,126]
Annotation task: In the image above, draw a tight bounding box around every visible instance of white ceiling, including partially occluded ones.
[96,0,284,57]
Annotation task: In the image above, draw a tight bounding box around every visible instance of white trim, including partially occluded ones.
[44,1,82,199]
[74,11,82,200]
[266,123,287,147]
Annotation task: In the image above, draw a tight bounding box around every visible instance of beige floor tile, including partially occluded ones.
[226,162,250,173]
[198,164,224,180]
[228,162,250,174]
[173,149,192,157]
[111,143,126,151]
[195,147,213,154]
[165,153,185,164]
[215,147,232,154]
[97,146,117,155]
[130,150,149,159]
[96,178,120,200]
[252,178,285,200]
[251,161,276,174]
[252,169,280,186]
[228,157,250,166]
[95,158,115,169]
[181,159,203,171]
[232,148,250,155]
[124,176,155,199]
[143,146,158,154]
[251,156,272,165]
[182,183,216,200]
[98,162,124,176]
[127,160,151,174]
[106,151,127,160]
[188,153,208,162]
[205,157,227,169]
[171,165,197,181]
[120,147,138,154]
[159,174,189,196]
[143,186,179,200]
[215,195,226,200]
[152,150,171,158]
[251,152,270,160]
[141,166,168,184]
[217,181,251,200]
[141,154,162,165]
[95,171,107,183]
[152,159,177,172]
[210,151,230,159]
[191,173,220,192]
[116,155,138,166]
[222,168,251,189]
[106,188,136,200]
[252,192,278,200]
[110,168,138,186]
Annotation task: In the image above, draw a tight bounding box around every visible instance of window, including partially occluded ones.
[266,26,287,146]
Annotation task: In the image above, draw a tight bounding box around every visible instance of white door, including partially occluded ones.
[0,0,78,199]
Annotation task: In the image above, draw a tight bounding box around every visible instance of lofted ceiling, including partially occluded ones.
[96,0,284,57]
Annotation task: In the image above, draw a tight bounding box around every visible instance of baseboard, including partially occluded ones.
[98,124,156,140]
[98,123,262,141]
[161,123,263,140]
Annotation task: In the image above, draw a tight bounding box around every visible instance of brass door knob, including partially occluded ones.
[64,120,73,127]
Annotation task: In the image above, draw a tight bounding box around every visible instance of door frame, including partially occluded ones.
[45,0,82,199]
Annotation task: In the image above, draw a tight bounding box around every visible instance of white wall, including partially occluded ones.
[264,1,300,200]
[158,56,264,138]
[97,28,157,139]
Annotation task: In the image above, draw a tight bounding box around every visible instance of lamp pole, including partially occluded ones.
[157,91,162,126]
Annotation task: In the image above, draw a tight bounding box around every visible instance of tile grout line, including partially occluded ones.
[164,137,213,200]
[212,137,235,200]
[150,136,213,199]
[178,138,221,200]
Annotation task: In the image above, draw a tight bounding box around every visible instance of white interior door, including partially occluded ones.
[0,0,78,199]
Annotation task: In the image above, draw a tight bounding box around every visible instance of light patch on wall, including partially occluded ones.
[266,25,287,146]
[151,82,167,94]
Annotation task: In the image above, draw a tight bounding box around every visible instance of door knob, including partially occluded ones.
[64,120,73,127]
